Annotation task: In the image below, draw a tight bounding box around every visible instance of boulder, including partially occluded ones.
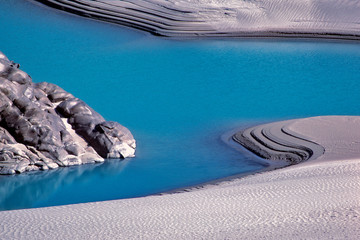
[0,52,136,174]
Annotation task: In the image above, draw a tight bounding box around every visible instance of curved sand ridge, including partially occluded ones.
[32,0,216,37]
[233,119,325,165]
[32,0,360,39]
[1,116,360,239]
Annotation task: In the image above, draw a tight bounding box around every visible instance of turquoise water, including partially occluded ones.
[1,0,360,210]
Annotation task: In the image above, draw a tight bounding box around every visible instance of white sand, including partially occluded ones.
[180,0,360,34]
[1,116,360,239]
[3,2,359,237]
[33,0,360,38]
[289,116,360,163]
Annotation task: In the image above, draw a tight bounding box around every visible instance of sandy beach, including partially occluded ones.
[1,0,360,239]
[1,116,360,239]
[31,0,360,39]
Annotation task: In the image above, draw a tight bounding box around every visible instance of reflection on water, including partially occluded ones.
[0,0,360,211]
[0,160,129,210]
[0,123,268,211]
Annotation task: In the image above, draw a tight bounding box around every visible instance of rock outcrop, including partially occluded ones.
[0,52,135,175]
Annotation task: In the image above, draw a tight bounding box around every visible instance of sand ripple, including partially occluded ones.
[1,116,360,239]
[32,0,360,39]
[0,158,359,239]
[233,119,325,164]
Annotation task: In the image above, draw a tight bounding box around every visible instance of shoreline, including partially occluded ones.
[157,122,292,196]
[232,119,326,165]
[3,1,360,238]
[29,0,360,40]
[1,116,360,238]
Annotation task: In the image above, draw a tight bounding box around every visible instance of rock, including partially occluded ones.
[15,159,30,173]
[0,167,16,175]
[55,99,136,158]
[0,52,136,174]
[36,82,74,103]
[0,127,16,144]
[41,165,49,171]
[25,165,40,172]
[96,121,136,158]
[46,162,59,169]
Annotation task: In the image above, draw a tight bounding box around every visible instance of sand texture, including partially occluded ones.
[31,0,360,39]
[1,116,360,239]
[233,119,325,164]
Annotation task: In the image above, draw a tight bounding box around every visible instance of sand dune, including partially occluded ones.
[1,116,360,239]
[31,0,360,39]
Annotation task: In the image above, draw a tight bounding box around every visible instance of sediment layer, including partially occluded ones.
[233,120,325,164]
[31,0,360,39]
[32,0,215,37]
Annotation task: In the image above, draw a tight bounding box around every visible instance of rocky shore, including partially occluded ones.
[0,52,135,175]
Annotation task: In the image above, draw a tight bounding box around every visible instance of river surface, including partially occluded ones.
[0,0,360,210]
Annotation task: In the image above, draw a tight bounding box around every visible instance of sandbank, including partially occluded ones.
[30,0,360,39]
[1,116,359,239]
